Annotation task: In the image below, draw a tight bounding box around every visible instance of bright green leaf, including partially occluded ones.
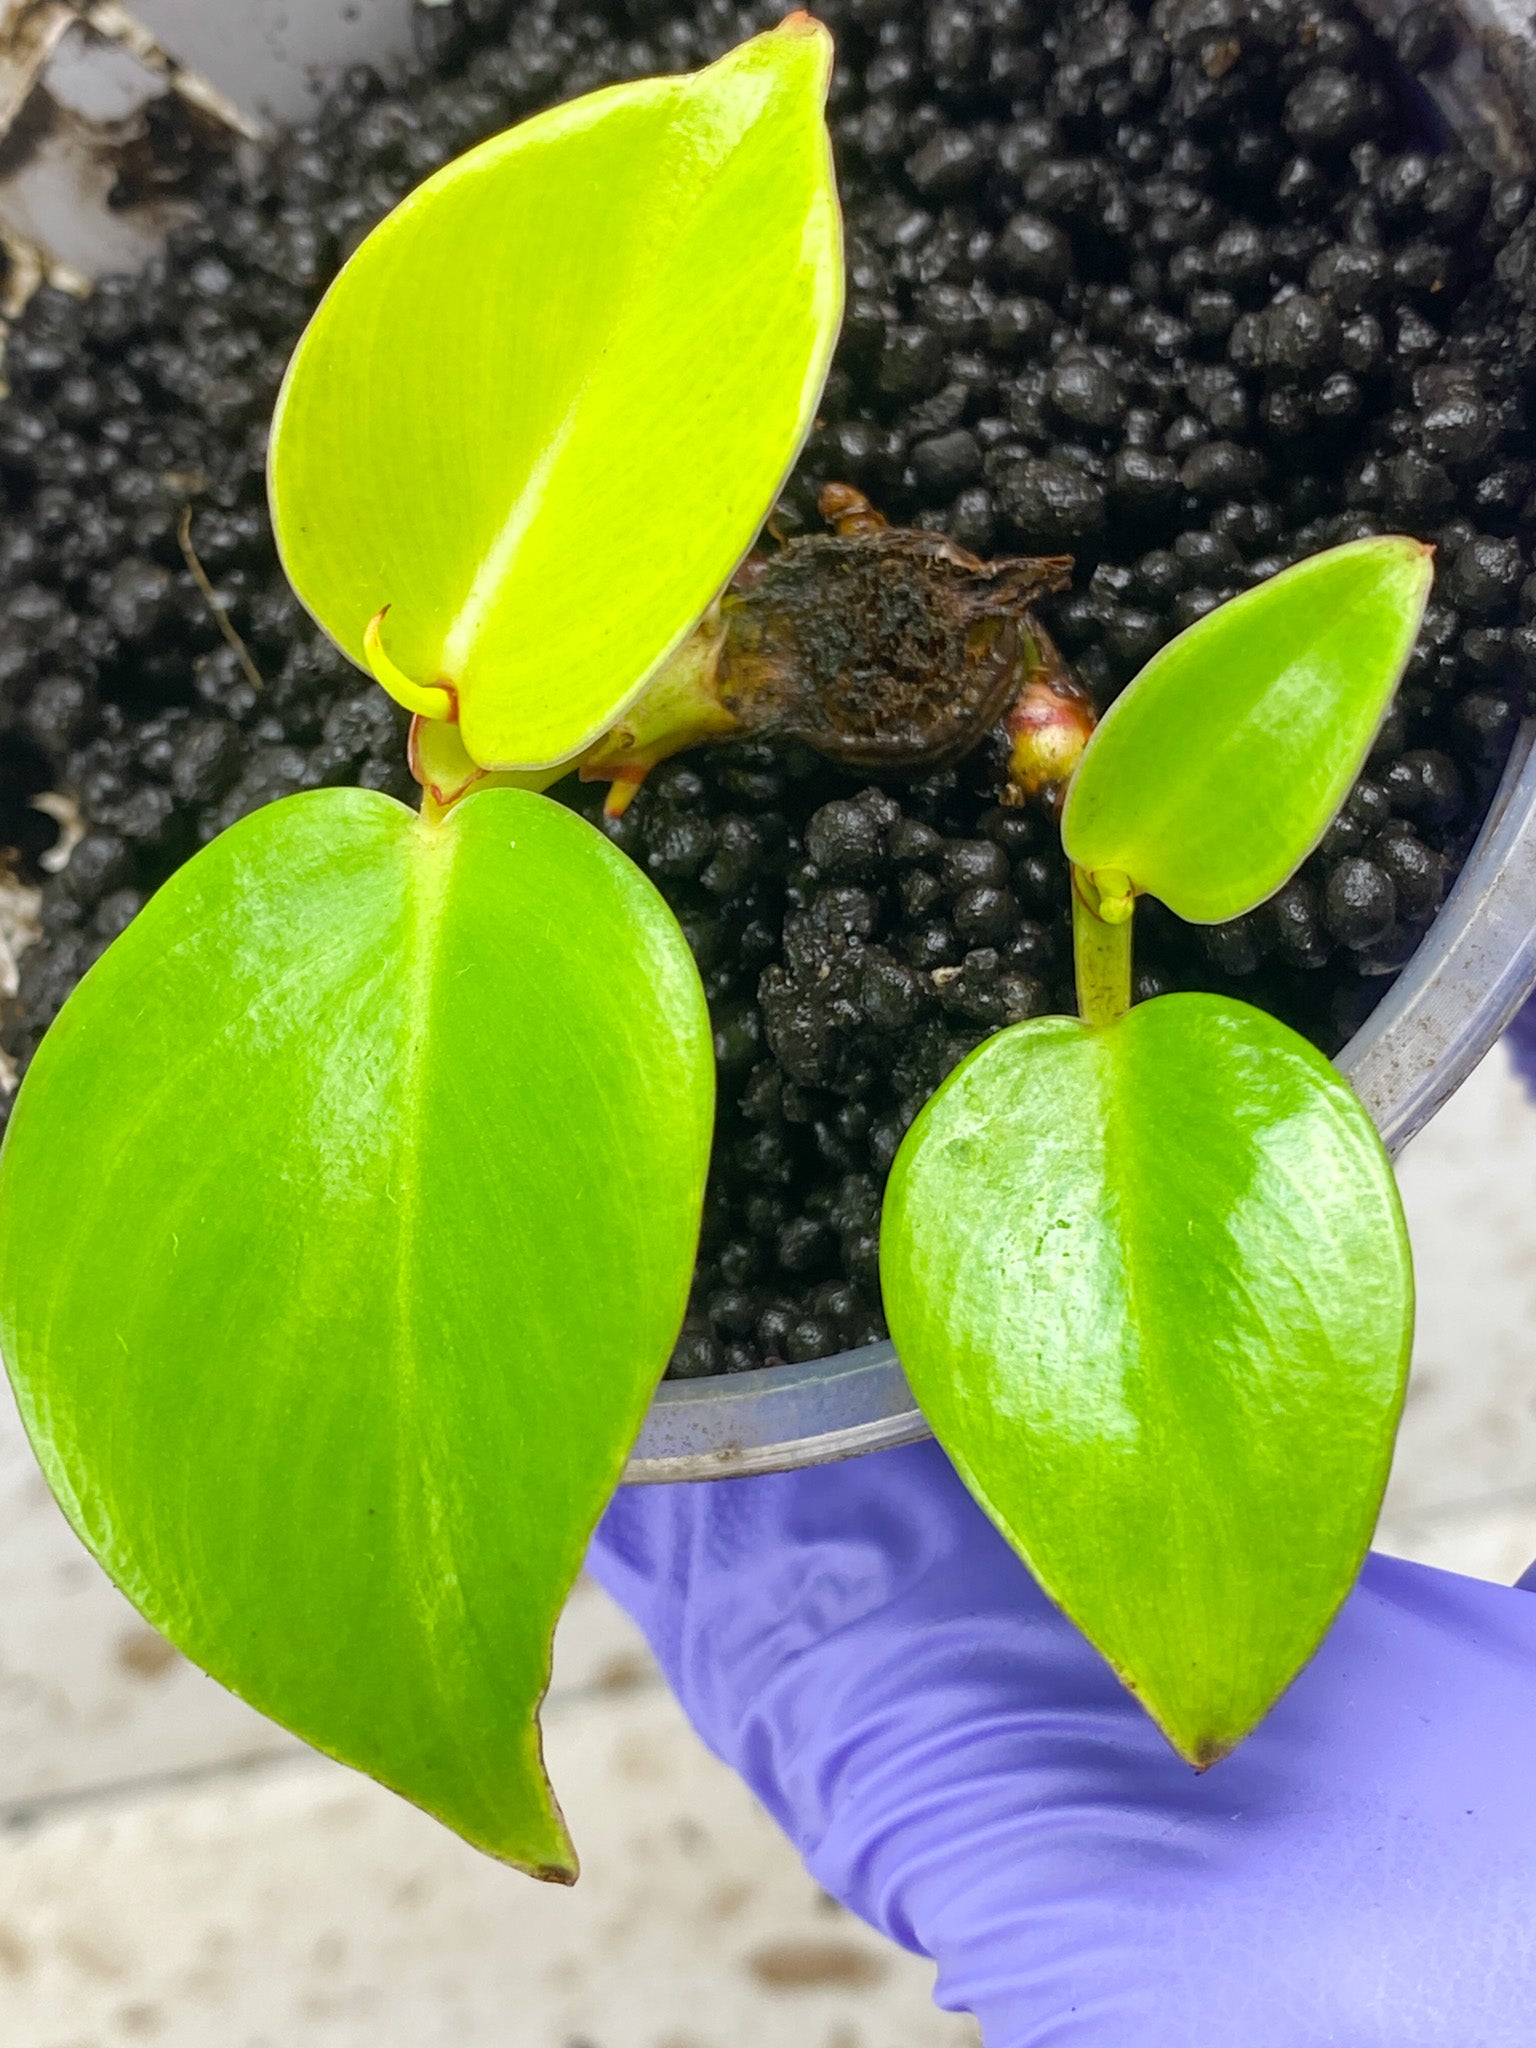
[0,787,712,1875]
[1061,538,1433,923]
[269,18,843,772]
[881,993,1412,1766]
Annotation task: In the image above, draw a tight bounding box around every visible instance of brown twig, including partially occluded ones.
[177,504,264,694]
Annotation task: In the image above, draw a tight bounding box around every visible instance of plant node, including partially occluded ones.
[577,603,743,818]
[409,714,558,821]
[998,649,1097,813]
[1084,868,1135,923]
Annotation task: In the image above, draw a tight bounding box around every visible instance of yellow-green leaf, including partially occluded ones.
[881,993,1413,1766]
[0,787,713,1875]
[268,18,843,771]
[1062,538,1433,923]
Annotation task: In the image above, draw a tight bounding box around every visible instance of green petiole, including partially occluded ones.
[1071,864,1134,1029]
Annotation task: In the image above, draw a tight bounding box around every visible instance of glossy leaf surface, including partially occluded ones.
[1062,538,1433,922]
[269,19,842,772]
[0,787,712,1874]
[881,993,1412,1765]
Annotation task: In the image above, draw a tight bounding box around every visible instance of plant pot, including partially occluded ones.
[628,718,1536,1477]
[4,0,1536,1484]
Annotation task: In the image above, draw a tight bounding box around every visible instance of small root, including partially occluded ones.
[177,505,264,694]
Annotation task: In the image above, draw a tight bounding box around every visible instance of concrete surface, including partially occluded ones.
[0,1039,1534,2045]
[0,1681,977,2048]
[1380,1037,1536,1579]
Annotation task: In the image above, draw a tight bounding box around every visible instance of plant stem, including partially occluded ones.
[1072,864,1134,1028]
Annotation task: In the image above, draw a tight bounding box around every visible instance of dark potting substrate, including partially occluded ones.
[0,0,1532,1377]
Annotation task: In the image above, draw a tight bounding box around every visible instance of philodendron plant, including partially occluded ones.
[0,16,1431,1879]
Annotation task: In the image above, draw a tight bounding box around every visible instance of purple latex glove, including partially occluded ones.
[1507,993,1536,1096]
[591,1441,1536,2044]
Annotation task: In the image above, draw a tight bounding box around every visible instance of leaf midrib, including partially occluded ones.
[390,815,461,1561]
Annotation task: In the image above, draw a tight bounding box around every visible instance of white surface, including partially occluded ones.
[1378,1039,1536,1574]
[130,0,417,123]
[46,23,163,123]
[0,1039,1532,2042]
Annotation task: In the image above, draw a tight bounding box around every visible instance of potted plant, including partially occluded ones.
[0,12,1467,1883]
[4,0,1532,1403]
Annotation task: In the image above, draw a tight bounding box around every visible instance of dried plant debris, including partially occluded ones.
[581,484,1086,816]
[0,0,1533,1376]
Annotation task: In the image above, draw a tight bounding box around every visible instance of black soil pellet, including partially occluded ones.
[0,0,1532,1378]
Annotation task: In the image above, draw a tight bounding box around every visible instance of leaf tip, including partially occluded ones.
[1378,529,1436,577]
[1366,532,1436,637]
[1334,530,1435,604]
[754,9,835,90]
[776,7,832,43]
[1403,533,1436,594]
[1183,1732,1239,1773]
[1138,1691,1248,1773]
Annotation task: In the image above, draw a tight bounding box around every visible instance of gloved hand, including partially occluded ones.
[591,1440,1536,2046]
[1507,994,1536,1098]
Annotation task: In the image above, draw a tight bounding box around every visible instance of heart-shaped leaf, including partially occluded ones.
[881,993,1412,1765]
[1062,538,1433,922]
[0,787,712,1874]
[269,17,843,772]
